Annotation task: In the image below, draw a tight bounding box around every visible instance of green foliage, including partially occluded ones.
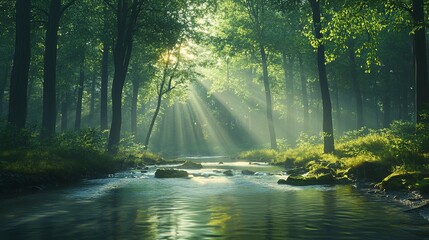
[53,129,108,153]
[0,125,164,190]
[236,149,278,162]
[274,121,429,173]
[0,123,36,150]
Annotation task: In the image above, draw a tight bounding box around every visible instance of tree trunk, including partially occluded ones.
[260,45,277,150]
[282,52,294,141]
[309,0,334,153]
[0,64,11,118]
[144,83,164,150]
[382,72,392,128]
[107,0,140,154]
[8,0,31,129]
[60,90,69,131]
[348,41,363,129]
[41,0,61,140]
[333,80,341,134]
[131,78,140,136]
[90,74,96,124]
[412,0,429,123]
[100,37,109,130]
[75,69,84,130]
[298,55,309,130]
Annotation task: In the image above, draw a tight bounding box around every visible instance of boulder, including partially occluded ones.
[417,178,429,193]
[285,167,308,175]
[284,158,295,169]
[155,169,188,178]
[223,170,234,176]
[378,172,429,191]
[346,161,391,182]
[309,166,335,175]
[176,161,203,169]
[277,173,338,186]
[241,170,255,175]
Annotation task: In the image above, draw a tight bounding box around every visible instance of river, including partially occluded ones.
[1,157,428,239]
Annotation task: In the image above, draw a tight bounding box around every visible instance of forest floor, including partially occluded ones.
[0,149,171,196]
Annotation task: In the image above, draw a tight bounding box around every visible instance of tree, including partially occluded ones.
[411,0,429,123]
[236,0,278,149]
[107,0,144,154]
[144,49,180,149]
[347,40,363,129]
[40,0,77,139]
[8,0,31,129]
[308,0,334,153]
[100,6,112,130]
[74,68,84,130]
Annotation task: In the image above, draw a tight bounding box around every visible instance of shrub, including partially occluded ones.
[236,149,278,162]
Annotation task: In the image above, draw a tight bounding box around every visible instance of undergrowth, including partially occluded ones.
[239,121,429,174]
[0,125,162,181]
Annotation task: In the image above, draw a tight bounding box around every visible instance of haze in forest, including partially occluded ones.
[1,0,428,156]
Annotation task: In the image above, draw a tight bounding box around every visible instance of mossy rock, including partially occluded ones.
[223,170,233,176]
[416,178,429,193]
[285,167,308,175]
[154,169,188,178]
[284,158,295,169]
[379,172,429,191]
[308,166,335,176]
[277,173,336,186]
[346,161,391,182]
[176,161,203,169]
[242,170,255,175]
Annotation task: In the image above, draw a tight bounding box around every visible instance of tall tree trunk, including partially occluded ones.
[0,64,11,118]
[100,36,109,130]
[131,78,140,136]
[282,52,294,142]
[309,0,334,153]
[412,0,429,123]
[333,80,341,133]
[60,91,68,131]
[41,0,61,139]
[107,0,141,154]
[144,87,163,150]
[348,41,363,129]
[400,71,409,120]
[75,69,84,130]
[382,72,392,128]
[260,45,277,150]
[60,90,69,131]
[372,74,380,128]
[90,74,96,124]
[8,0,31,129]
[298,55,309,130]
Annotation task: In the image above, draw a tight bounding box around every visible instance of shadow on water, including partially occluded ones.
[1,158,428,239]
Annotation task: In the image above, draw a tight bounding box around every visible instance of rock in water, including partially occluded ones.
[242,170,255,175]
[223,170,233,176]
[176,161,203,169]
[155,169,188,178]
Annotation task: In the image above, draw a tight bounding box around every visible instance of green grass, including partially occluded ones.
[236,149,278,162]
[239,121,429,181]
[0,127,164,192]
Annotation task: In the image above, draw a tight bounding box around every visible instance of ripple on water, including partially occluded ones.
[1,160,428,240]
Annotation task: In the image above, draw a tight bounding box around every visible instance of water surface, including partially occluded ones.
[1,158,428,239]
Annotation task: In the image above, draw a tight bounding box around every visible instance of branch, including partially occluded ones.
[102,0,118,13]
[60,0,78,17]
[389,0,412,15]
[33,6,49,17]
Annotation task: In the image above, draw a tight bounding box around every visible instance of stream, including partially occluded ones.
[1,157,428,239]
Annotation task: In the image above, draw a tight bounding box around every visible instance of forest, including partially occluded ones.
[0,0,429,230]
[1,0,429,239]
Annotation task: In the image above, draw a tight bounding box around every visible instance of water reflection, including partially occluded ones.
[1,162,428,239]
